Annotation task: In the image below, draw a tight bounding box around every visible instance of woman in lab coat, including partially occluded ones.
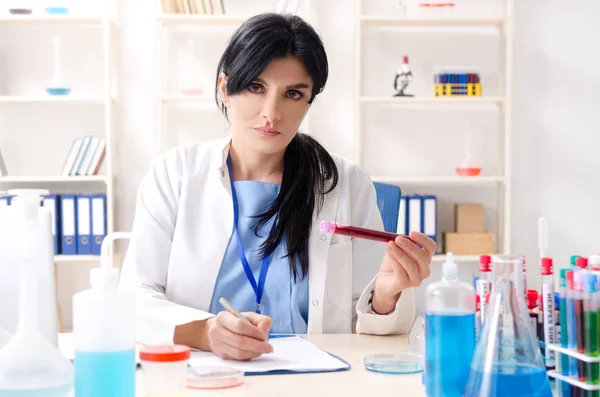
[120,13,436,361]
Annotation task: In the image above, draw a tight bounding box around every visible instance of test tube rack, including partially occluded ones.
[546,343,600,392]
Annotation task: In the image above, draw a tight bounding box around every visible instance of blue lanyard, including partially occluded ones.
[227,154,277,314]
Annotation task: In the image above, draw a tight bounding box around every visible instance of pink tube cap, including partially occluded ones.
[320,220,334,233]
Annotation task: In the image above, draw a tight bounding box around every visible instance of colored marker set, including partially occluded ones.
[433,69,482,97]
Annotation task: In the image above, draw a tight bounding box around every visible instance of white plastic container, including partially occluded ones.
[0,189,73,396]
[140,345,191,397]
[0,189,58,347]
[425,253,477,397]
[72,255,136,396]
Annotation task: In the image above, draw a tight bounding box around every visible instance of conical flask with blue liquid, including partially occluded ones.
[463,254,552,397]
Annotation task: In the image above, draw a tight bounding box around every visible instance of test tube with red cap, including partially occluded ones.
[526,289,539,336]
[566,270,578,377]
[574,271,587,381]
[576,257,589,269]
[477,255,492,327]
[589,254,600,270]
[540,258,556,369]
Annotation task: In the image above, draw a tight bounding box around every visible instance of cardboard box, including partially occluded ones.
[444,233,495,255]
[455,204,485,233]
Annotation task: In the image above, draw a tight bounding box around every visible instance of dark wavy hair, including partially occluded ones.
[215,13,338,281]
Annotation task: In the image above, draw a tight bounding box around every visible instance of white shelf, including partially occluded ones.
[0,16,111,25]
[159,95,214,103]
[157,14,248,25]
[360,96,506,105]
[371,176,505,185]
[546,344,600,364]
[432,254,480,263]
[547,371,600,392]
[0,175,108,183]
[55,255,100,263]
[360,16,506,27]
[0,96,109,104]
[356,0,514,253]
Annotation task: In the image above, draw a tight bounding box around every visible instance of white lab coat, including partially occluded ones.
[120,137,416,345]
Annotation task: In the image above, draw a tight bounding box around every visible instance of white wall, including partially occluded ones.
[2,0,599,326]
[511,0,600,278]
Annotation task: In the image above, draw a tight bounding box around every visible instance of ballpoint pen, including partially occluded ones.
[219,297,252,325]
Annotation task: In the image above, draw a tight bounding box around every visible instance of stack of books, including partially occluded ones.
[61,136,106,177]
[162,0,225,14]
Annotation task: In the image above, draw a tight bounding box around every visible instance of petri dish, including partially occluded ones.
[363,353,424,374]
[187,366,244,390]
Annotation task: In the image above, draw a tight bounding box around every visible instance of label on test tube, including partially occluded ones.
[477,279,491,326]
[541,258,555,369]
[542,282,556,367]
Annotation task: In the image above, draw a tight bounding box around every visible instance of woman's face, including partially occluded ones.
[219,56,313,155]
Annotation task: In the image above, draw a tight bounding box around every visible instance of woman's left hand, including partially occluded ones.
[371,231,437,314]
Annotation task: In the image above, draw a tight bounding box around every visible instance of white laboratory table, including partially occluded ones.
[136,334,425,397]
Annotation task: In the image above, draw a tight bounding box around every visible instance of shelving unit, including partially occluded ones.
[0,175,108,183]
[158,95,213,103]
[359,16,506,27]
[546,344,600,393]
[431,254,479,263]
[0,5,117,260]
[372,176,505,185]
[55,255,101,263]
[0,16,110,26]
[157,13,249,25]
[0,96,109,104]
[360,96,506,105]
[154,2,313,155]
[356,0,514,258]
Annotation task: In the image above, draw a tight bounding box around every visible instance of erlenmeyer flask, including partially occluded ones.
[456,121,482,177]
[46,37,71,96]
[178,39,205,96]
[463,255,552,397]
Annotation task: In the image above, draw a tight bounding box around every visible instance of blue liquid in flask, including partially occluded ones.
[74,350,135,397]
[45,87,71,96]
[425,313,475,397]
[465,364,552,397]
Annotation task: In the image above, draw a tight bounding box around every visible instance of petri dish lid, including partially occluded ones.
[187,366,244,390]
[363,353,424,374]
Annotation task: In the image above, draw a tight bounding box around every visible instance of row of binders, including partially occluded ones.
[373,182,437,243]
[61,136,107,177]
[397,195,437,243]
[0,194,107,256]
[162,0,225,14]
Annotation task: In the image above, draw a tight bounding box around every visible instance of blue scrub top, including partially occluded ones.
[209,181,309,334]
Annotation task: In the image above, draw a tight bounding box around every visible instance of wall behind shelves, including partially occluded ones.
[116,0,600,316]
[3,0,595,324]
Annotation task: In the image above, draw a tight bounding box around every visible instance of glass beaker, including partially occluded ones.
[46,37,71,96]
[463,255,552,397]
[177,39,205,96]
[456,121,482,177]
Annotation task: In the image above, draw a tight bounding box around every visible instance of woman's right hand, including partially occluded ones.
[204,311,274,361]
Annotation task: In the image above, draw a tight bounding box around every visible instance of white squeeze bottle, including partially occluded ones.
[425,253,477,397]
[72,233,136,397]
[0,190,73,396]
